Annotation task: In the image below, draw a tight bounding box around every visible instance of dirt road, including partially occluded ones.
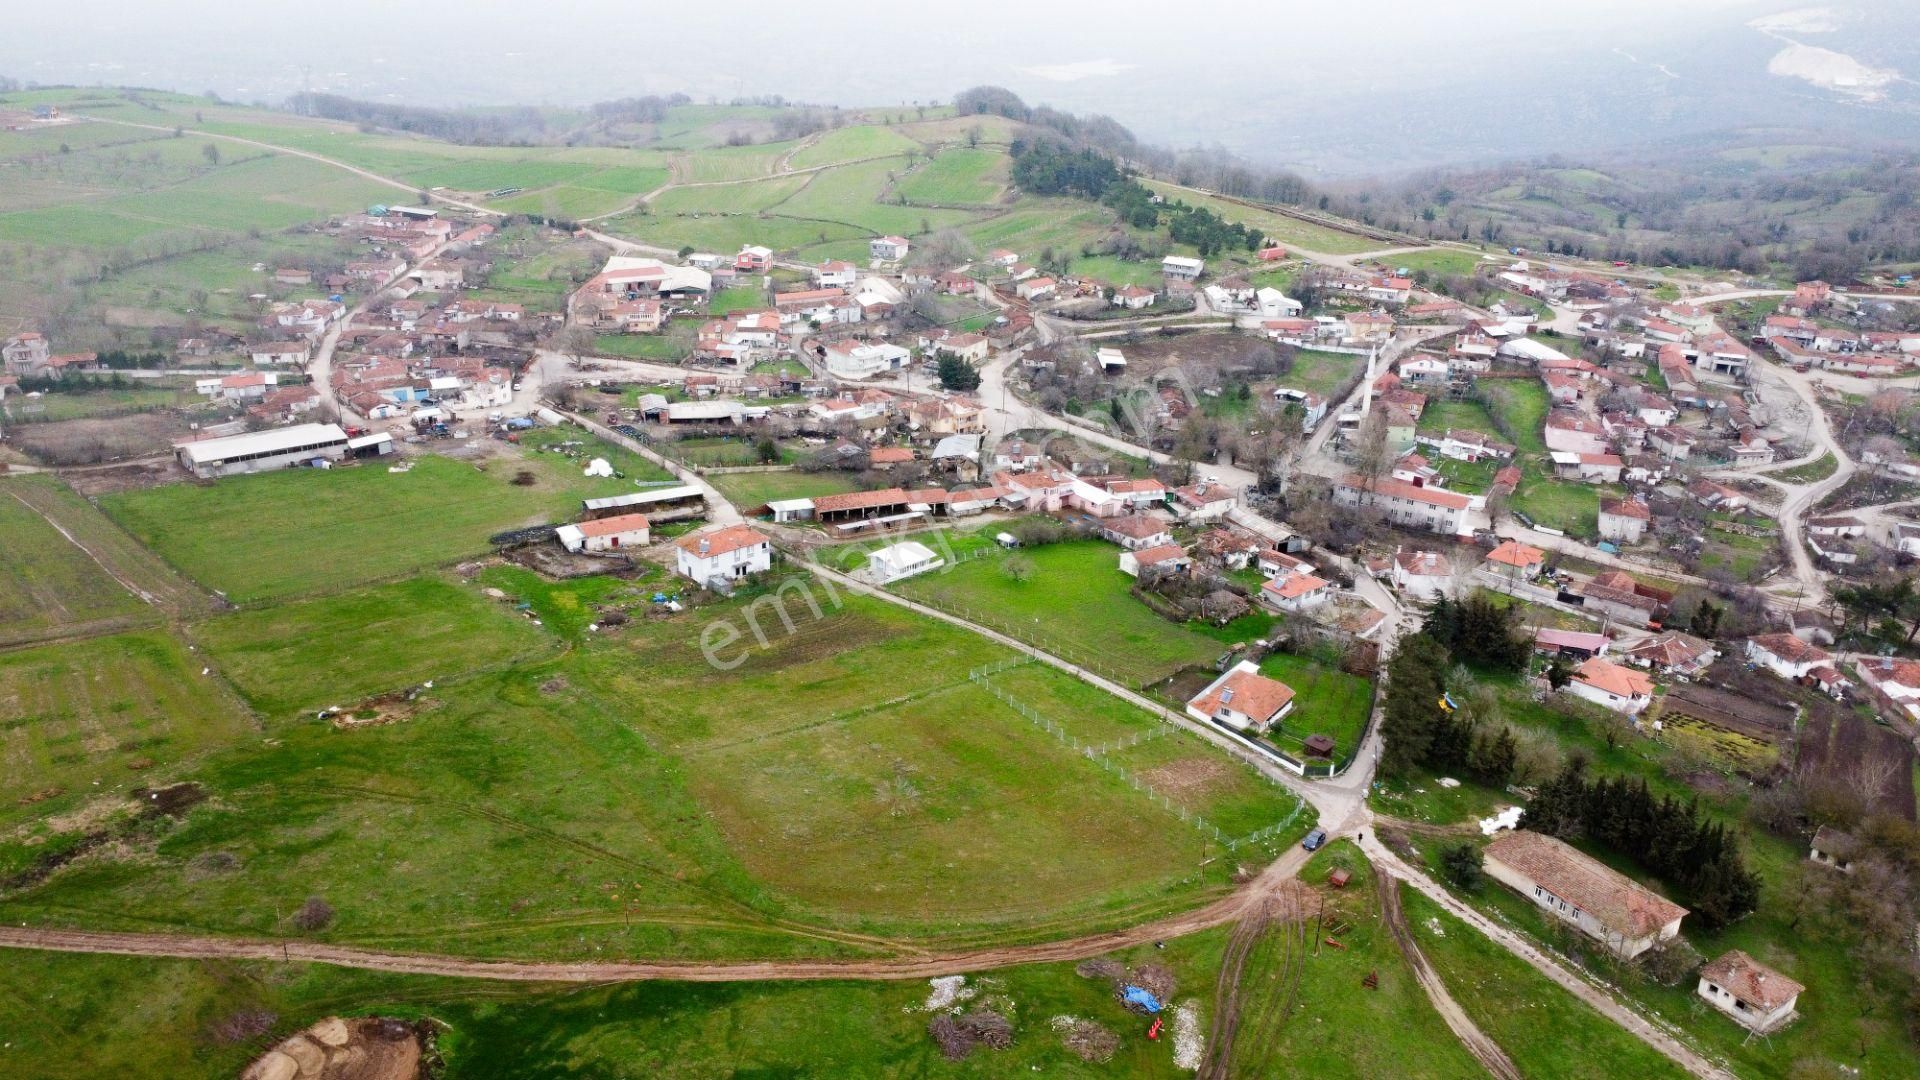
[1376,869,1522,1080]
[0,849,1312,985]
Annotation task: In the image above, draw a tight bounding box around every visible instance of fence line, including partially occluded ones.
[967,661,1301,851]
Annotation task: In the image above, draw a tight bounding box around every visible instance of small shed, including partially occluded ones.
[1328,868,1352,889]
[1303,734,1337,758]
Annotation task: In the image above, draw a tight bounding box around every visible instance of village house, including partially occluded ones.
[1334,476,1473,536]
[1171,482,1235,522]
[1598,496,1651,544]
[1809,824,1858,873]
[821,339,911,380]
[1745,633,1832,681]
[1484,830,1688,960]
[869,236,910,262]
[1112,283,1157,310]
[1853,656,1920,726]
[1625,631,1716,677]
[863,540,945,585]
[935,333,990,364]
[1161,255,1205,280]
[1647,426,1697,462]
[1102,514,1173,551]
[1483,539,1546,582]
[1120,542,1191,578]
[1186,661,1296,733]
[1543,412,1612,455]
[736,245,774,272]
[1195,528,1262,570]
[1344,311,1394,344]
[1688,479,1748,513]
[1552,451,1624,484]
[813,260,858,290]
[1729,432,1776,467]
[1417,429,1516,463]
[674,525,772,587]
[1391,548,1454,600]
[1260,571,1334,612]
[1016,276,1057,302]
[1534,628,1611,661]
[556,512,651,554]
[1697,951,1803,1035]
[1566,657,1655,716]
[250,341,310,366]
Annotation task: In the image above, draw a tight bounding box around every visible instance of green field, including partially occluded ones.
[1277,349,1365,398]
[0,480,148,636]
[2,586,1278,959]
[1386,248,1496,279]
[0,931,1238,1078]
[894,537,1227,685]
[1139,180,1383,256]
[787,124,922,170]
[710,469,863,509]
[100,450,665,604]
[648,172,813,215]
[1403,888,1690,1079]
[896,147,1008,205]
[0,630,254,830]
[193,576,558,719]
[707,283,767,315]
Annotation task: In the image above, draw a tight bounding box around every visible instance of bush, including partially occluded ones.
[1439,842,1484,891]
[293,896,335,932]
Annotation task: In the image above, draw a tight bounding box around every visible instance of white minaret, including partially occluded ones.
[1357,345,1378,418]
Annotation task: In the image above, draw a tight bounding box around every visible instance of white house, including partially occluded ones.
[822,340,911,380]
[814,260,858,289]
[862,540,945,584]
[1161,255,1205,280]
[556,512,651,554]
[250,341,310,366]
[1333,476,1473,536]
[1016,276,1057,301]
[1185,661,1296,733]
[1171,482,1235,522]
[1256,287,1303,318]
[1745,633,1832,680]
[1809,825,1858,873]
[1565,657,1655,717]
[1102,514,1173,550]
[1259,571,1334,612]
[1112,284,1157,310]
[1598,497,1650,545]
[1484,830,1687,960]
[1096,347,1128,372]
[1391,549,1455,600]
[673,525,772,587]
[870,236,910,262]
[1697,951,1803,1035]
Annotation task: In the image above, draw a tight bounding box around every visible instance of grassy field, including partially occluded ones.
[894,537,1227,685]
[0,930,1238,1078]
[1243,842,1486,1078]
[1139,180,1383,256]
[706,283,767,316]
[100,450,663,604]
[1277,349,1365,398]
[192,576,558,719]
[786,124,921,170]
[896,147,1008,205]
[1386,248,1496,279]
[1402,887,1691,1079]
[3,588,1270,959]
[1772,452,1838,484]
[1257,650,1374,761]
[647,172,812,215]
[1068,253,1168,287]
[0,479,148,636]
[710,469,862,509]
[0,630,254,831]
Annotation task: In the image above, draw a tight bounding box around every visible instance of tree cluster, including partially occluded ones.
[1379,634,1520,786]
[1521,760,1760,928]
[936,353,981,392]
[1422,594,1531,673]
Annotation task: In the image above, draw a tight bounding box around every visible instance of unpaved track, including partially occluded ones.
[1377,870,1522,1080]
[0,857,1302,984]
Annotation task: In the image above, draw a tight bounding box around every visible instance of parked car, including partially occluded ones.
[1303,828,1328,852]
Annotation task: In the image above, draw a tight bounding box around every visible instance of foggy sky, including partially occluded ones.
[5,0,1914,175]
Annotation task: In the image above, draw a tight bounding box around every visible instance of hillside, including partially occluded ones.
[0,86,1385,344]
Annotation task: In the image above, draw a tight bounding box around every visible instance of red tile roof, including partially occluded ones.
[1699,951,1803,1012]
[1190,668,1295,722]
[1487,830,1687,939]
[673,524,767,559]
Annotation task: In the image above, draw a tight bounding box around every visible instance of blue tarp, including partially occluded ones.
[1121,986,1163,1013]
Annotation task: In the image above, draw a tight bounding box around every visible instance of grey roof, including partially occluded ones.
[932,433,983,460]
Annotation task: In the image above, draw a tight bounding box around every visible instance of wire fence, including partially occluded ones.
[969,659,1303,852]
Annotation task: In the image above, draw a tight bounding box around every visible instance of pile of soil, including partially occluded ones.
[1061,1019,1119,1063]
[928,1009,1013,1061]
[242,1017,424,1080]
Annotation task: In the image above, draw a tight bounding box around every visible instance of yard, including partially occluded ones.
[100,449,662,604]
[1257,650,1374,763]
[1275,349,1364,399]
[892,537,1229,686]
[895,147,1007,205]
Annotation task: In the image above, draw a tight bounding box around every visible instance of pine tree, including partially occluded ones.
[1380,634,1451,777]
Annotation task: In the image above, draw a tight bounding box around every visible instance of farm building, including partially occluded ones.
[1120,543,1190,578]
[1534,628,1609,661]
[1390,549,1454,600]
[555,513,651,554]
[1697,951,1803,1034]
[862,541,945,585]
[173,423,349,479]
[1624,632,1715,677]
[1259,571,1334,612]
[1484,830,1687,960]
[1744,633,1832,681]
[582,485,707,523]
[1809,825,1857,873]
[673,525,772,587]
[1186,661,1295,733]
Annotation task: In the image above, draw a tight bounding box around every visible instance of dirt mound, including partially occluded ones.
[1074,958,1124,981]
[327,690,430,730]
[928,1008,1013,1061]
[1141,757,1227,799]
[242,1017,423,1080]
[1061,1019,1119,1063]
[133,782,206,817]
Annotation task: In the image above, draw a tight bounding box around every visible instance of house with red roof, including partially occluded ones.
[1185,661,1296,733]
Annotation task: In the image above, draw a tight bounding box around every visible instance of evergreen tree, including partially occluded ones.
[1380,634,1451,776]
